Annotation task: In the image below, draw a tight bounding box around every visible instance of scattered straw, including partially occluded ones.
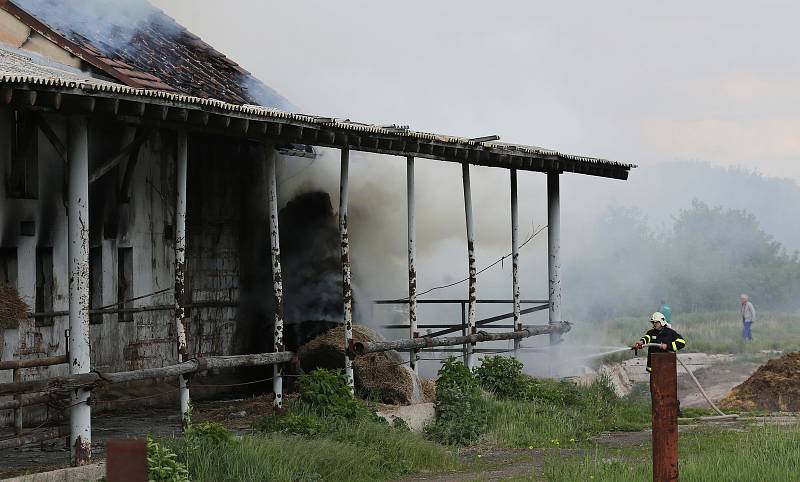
[0,282,29,330]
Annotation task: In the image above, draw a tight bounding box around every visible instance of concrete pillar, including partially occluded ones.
[67,117,91,466]
[175,131,190,427]
[339,148,354,390]
[266,146,284,408]
[406,156,418,373]
[511,169,521,357]
[547,172,562,345]
[462,162,476,370]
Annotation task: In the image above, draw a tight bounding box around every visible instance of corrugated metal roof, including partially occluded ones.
[0,46,636,174]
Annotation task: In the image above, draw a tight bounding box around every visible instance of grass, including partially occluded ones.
[504,422,800,482]
[166,412,459,482]
[599,310,800,355]
[482,378,652,448]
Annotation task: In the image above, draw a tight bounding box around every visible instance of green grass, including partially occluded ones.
[167,415,459,482]
[599,310,800,355]
[505,422,800,482]
[482,379,652,448]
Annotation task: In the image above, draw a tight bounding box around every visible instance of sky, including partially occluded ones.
[151,0,800,180]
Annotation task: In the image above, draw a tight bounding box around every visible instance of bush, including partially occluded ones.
[297,368,366,419]
[425,357,488,445]
[474,356,526,398]
[253,412,326,437]
[147,436,190,482]
[186,421,231,444]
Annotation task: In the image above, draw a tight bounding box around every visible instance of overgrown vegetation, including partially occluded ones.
[425,357,489,445]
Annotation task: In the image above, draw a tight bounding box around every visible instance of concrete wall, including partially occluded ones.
[0,108,272,425]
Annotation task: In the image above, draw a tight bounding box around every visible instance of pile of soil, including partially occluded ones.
[298,325,425,405]
[0,282,29,330]
[719,352,800,412]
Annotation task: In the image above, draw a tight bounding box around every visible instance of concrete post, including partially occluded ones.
[266,146,285,408]
[462,162,477,370]
[547,172,561,345]
[68,116,91,465]
[339,148,354,390]
[175,131,190,427]
[12,368,21,436]
[406,156,418,373]
[511,169,521,357]
[651,353,679,482]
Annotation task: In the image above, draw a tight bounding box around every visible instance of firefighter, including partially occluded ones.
[632,312,686,373]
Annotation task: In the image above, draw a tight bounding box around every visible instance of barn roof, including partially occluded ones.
[1,0,290,108]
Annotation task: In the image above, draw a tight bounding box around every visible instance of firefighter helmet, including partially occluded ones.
[650,312,666,324]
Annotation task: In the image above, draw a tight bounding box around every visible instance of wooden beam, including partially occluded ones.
[34,115,67,163]
[89,129,150,184]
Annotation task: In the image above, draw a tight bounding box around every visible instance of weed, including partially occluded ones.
[474,355,526,398]
[425,357,488,445]
[146,436,189,482]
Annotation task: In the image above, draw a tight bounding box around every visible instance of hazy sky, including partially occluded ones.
[151,0,800,180]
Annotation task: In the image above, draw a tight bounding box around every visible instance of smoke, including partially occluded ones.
[13,0,176,52]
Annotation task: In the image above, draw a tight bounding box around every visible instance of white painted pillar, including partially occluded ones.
[339,148,354,390]
[511,169,521,357]
[67,117,91,466]
[266,146,285,408]
[462,162,476,370]
[175,131,190,427]
[547,172,562,345]
[406,156,418,373]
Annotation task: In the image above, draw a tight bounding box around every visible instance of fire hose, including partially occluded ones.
[636,343,730,418]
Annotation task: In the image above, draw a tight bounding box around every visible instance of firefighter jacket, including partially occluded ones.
[638,327,686,372]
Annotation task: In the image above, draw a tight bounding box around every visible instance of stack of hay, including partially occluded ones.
[0,281,29,330]
[298,325,427,405]
[719,352,800,412]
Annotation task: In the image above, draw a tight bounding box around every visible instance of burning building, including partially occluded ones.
[0,0,634,466]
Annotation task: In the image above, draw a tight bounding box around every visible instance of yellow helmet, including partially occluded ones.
[650,312,666,324]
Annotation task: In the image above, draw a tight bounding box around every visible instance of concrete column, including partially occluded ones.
[462,162,476,370]
[68,117,91,466]
[511,169,521,357]
[406,156,418,373]
[339,148,354,390]
[547,172,561,345]
[266,146,285,408]
[175,131,190,427]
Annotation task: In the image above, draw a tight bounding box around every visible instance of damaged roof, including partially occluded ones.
[1,0,290,108]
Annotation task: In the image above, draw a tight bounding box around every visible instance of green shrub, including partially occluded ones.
[253,412,326,437]
[186,420,231,444]
[425,357,488,445]
[474,355,526,398]
[391,416,411,431]
[297,368,366,419]
[147,436,190,482]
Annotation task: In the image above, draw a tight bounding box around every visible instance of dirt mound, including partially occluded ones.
[719,352,800,412]
[0,282,29,330]
[298,325,424,405]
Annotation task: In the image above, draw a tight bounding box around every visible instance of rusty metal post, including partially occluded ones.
[68,116,91,465]
[511,169,521,357]
[175,130,190,427]
[651,353,679,482]
[12,368,22,436]
[462,162,477,370]
[547,172,561,345]
[266,146,285,408]
[406,156,418,373]
[461,301,467,361]
[339,147,354,390]
[106,439,147,482]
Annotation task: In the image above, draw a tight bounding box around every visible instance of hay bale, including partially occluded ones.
[0,282,29,330]
[421,378,436,403]
[719,352,800,412]
[298,325,423,405]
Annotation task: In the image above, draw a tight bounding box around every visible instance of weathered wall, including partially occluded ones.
[0,108,275,425]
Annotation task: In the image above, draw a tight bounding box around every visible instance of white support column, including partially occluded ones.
[175,131,190,427]
[511,169,521,357]
[266,146,285,408]
[68,117,91,466]
[339,148,354,390]
[547,172,562,345]
[406,156,418,373]
[462,162,477,370]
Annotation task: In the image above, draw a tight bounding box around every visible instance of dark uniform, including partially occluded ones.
[638,326,686,373]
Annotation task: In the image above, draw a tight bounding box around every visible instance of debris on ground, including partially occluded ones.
[376,402,435,431]
[719,352,800,412]
[298,325,424,404]
[0,281,29,330]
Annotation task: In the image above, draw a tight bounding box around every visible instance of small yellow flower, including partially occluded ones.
[570,438,576,443]
[476,454,482,458]
[528,445,534,450]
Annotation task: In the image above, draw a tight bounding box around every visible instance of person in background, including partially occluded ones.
[659,300,673,325]
[740,294,756,341]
